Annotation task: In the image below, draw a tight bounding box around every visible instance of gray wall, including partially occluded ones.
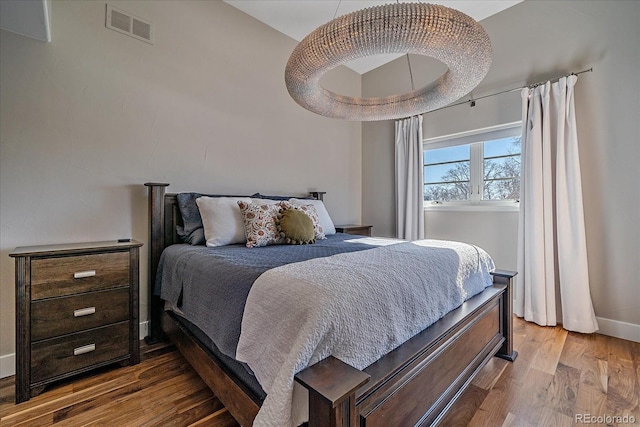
[362,0,640,331]
[0,0,362,372]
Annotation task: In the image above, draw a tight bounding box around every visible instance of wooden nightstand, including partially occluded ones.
[10,240,142,403]
[335,225,373,236]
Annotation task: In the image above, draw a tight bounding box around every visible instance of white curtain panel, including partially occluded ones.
[395,115,425,241]
[516,76,598,333]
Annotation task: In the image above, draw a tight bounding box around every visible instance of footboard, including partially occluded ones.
[296,271,517,427]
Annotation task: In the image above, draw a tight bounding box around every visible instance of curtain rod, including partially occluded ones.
[427,67,593,113]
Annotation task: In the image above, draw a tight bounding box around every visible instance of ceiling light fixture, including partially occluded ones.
[285,3,493,121]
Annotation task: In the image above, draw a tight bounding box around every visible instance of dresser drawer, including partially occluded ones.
[31,252,130,300]
[31,321,130,384]
[31,287,130,341]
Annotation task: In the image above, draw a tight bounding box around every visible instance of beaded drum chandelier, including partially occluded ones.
[284,3,493,121]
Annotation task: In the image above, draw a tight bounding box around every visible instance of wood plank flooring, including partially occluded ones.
[440,316,640,426]
[0,344,238,427]
[1,317,638,426]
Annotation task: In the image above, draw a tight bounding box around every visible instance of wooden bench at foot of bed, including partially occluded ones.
[145,182,517,427]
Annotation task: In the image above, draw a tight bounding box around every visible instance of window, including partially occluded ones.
[423,123,521,209]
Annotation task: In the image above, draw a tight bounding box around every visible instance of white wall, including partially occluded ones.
[424,210,519,273]
[0,0,362,375]
[362,1,640,335]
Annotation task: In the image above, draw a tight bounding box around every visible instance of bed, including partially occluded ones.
[144,182,517,427]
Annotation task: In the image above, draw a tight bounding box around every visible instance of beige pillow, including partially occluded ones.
[196,196,251,247]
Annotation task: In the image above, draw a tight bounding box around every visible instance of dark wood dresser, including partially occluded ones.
[10,240,142,403]
[335,225,373,236]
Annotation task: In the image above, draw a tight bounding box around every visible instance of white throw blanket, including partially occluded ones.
[236,239,495,427]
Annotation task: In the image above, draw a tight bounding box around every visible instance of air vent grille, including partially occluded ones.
[110,9,130,32]
[132,18,151,41]
[106,4,153,44]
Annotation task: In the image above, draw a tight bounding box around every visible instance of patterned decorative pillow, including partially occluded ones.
[237,201,285,248]
[280,202,326,240]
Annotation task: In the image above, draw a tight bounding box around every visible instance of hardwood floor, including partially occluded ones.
[1,317,638,426]
[440,316,639,426]
[0,343,239,427]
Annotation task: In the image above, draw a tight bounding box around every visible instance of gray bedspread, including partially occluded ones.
[237,239,495,426]
[156,234,394,359]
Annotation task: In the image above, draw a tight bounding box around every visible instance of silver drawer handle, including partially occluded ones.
[73,307,96,317]
[74,270,96,279]
[73,344,96,356]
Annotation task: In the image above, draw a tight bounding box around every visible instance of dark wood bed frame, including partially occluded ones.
[144,182,517,427]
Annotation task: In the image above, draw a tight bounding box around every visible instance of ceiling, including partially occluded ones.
[0,0,51,42]
[223,0,523,74]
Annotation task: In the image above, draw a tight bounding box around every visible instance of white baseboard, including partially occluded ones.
[596,316,640,343]
[1,321,152,379]
[1,352,15,379]
[139,320,149,341]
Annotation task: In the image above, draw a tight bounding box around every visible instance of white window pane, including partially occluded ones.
[484,137,521,158]
[424,145,469,165]
[425,182,471,201]
[484,178,520,200]
[425,161,470,184]
[484,156,521,180]
[483,136,520,201]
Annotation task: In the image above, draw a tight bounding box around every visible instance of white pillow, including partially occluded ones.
[288,198,336,235]
[196,196,252,247]
[250,197,280,205]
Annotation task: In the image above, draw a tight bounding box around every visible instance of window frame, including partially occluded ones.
[423,122,522,211]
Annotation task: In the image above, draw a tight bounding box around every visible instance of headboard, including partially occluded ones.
[143,182,325,343]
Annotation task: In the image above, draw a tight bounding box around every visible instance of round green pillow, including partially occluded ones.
[277,208,316,245]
